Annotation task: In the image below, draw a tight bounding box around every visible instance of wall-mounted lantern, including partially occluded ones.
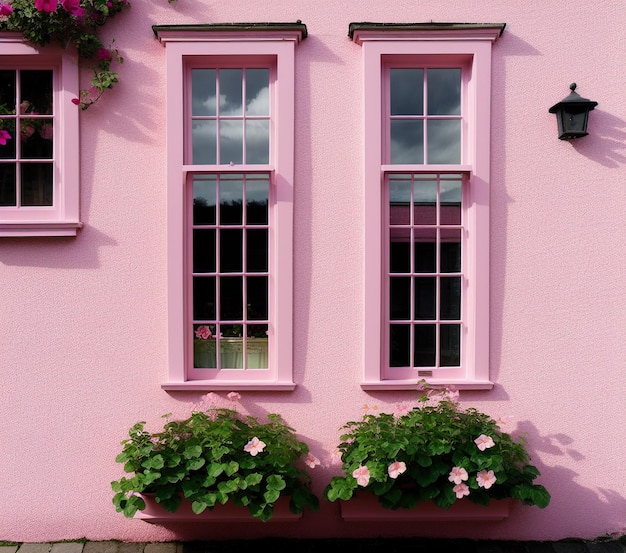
[549,83,597,140]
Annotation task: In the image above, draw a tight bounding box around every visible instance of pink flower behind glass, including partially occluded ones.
[474,434,495,451]
[352,465,370,487]
[0,129,11,145]
[195,325,212,340]
[39,123,53,140]
[387,461,406,479]
[476,469,497,489]
[35,0,58,12]
[243,437,266,456]
[305,452,320,469]
[448,466,469,484]
[453,483,470,499]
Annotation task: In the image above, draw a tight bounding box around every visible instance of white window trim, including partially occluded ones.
[354,23,504,390]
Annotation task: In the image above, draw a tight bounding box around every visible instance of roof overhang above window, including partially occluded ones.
[153,22,308,44]
[349,22,505,44]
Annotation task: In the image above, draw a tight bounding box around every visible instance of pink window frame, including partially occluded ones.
[154,25,304,390]
[353,24,504,390]
[0,34,80,237]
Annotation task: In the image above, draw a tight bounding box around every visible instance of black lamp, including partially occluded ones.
[549,83,597,140]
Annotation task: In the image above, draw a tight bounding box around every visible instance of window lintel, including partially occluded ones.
[153,22,307,44]
[349,22,506,44]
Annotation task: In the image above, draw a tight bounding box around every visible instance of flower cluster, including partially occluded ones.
[111,392,320,522]
[324,383,551,510]
[0,0,131,109]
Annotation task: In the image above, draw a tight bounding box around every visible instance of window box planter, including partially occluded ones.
[339,494,511,522]
[135,494,302,523]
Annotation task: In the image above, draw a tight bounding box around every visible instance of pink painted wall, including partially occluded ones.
[1,0,625,543]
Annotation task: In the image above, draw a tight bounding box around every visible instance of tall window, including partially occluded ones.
[354,23,504,390]
[0,38,80,237]
[154,23,306,390]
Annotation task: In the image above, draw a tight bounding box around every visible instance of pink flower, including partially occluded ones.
[448,466,469,484]
[387,461,407,479]
[0,129,11,145]
[394,402,412,417]
[476,469,497,489]
[474,434,495,451]
[96,48,112,62]
[305,452,320,469]
[39,123,53,141]
[227,391,241,402]
[35,0,58,12]
[61,0,83,15]
[0,4,13,16]
[352,465,370,487]
[453,483,470,499]
[71,98,81,105]
[243,437,266,456]
[195,325,212,340]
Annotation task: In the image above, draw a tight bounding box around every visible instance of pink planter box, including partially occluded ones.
[134,494,302,523]
[339,495,511,522]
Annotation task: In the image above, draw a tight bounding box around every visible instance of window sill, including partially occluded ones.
[361,379,494,391]
[0,221,83,237]
[161,380,296,391]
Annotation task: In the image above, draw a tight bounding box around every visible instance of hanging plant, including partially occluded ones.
[0,0,171,109]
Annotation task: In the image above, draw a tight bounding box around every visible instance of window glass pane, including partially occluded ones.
[220,229,243,272]
[389,178,411,225]
[427,69,461,115]
[193,175,216,225]
[440,324,461,366]
[219,120,243,164]
[389,228,410,273]
[21,163,52,206]
[0,120,16,159]
[192,120,216,164]
[0,70,16,113]
[193,229,216,273]
[440,178,462,224]
[220,276,243,319]
[193,277,216,319]
[220,334,244,368]
[414,277,436,320]
[390,120,423,164]
[245,120,269,164]
[21,118,53,159]
[0,164,16,206]
[192,69,216,116]
[390,68,423,115]
[440,229,461,273]
[440,276,461,320]
[246,229,268,272]
[247,276,268,320]
[246,69,269,115]
[21,70,53,115]
[219,69,242,116]
[389,324,410,367]
[219,177,243,224]
[414,324,435,367]
[246,177,269,224]
[427,120,461,164]
[413,179,436,224]
[390,276,411,320]
[414,229,436,273]
[193,324,217,368]
[247,326,268,369]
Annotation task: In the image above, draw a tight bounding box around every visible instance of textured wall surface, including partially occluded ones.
[1,0,625,543]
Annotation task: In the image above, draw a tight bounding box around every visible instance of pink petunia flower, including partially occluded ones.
[474,434,495,451]
[387,461,407,479]
[61,0,83,15]
[453,483,470,499]
[35,0,58,12]
[352,465,370,487]
[243,437,266,456]
[0,4,13,16]
[305,452,320,469]
[476,469,497,489]
[195,325,212,340]
[448,466,469,484]
[96,48,112,62]
[0,129,11,145]
[227,391,241,402]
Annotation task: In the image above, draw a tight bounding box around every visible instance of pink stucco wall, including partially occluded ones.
[1,0,625,543]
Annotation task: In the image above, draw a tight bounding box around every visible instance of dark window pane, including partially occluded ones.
[192,120,216,164]
[246,229,268,272]
[193,277,216,319]
[219,120,243,165]
[192,69,216,116]
[220,69,242,116]
[389,324,410,367]
[246,120,269,164]
[220,276,243,320]
[21,70,53,115]
[220,177,243,224]
[427,68,461,115]
[390,277,411,320]
[413,180,437,224]
[414,324,436,367]
[246,177,269,224]
[193,229,216,273]
[389,179,411,225]
[0,120,16,159]
[245,69,269,115]
[414,229,436,273]
[0,164,16,206]
[440,276,461,320]
[21,163,52,206]
[390,120,423,164]
[193,176,216,225]
[440,230,461,273]
[389,228,410,273]
[427,120,461,164]
[247,276,268,320]
[414,277,436,320]
[390,68,423,115]
[21,119,53,159]
[220,229,243,272]
[0,70,16,113]
[441,324,461,366]
[440,179,462,224]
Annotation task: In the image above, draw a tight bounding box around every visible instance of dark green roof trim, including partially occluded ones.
[153,21,307,39]
[348,22,506,39]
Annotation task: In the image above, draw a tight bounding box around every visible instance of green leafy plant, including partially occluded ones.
[111,393,320,522]
[325,383,550,511]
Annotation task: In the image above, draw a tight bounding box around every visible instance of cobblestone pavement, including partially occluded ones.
[1,540,625,553]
